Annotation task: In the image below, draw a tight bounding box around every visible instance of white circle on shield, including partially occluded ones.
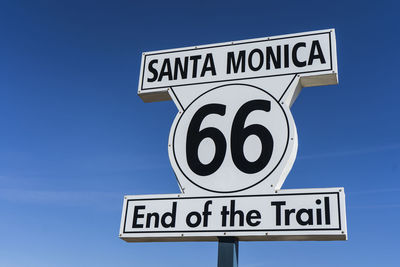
[172,84,289,193]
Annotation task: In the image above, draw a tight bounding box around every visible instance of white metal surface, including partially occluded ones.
[138,29,337,102]
[168,82,298,194]
[120,188,347,242]
[120,29,347,243]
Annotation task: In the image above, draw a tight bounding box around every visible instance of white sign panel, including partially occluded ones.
[138,29,337,102]
[120,188,347,242]
[169,83,294,194]
[120,29,347,243]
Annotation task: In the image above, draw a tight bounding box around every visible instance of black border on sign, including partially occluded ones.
[140,31,333,91]
[171,83,290,193]
[122,192,341,234]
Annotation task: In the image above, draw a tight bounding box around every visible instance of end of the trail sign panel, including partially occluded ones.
[120,188,347,242]
[120,29,348,242]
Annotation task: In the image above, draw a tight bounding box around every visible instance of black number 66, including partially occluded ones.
[186,100,274,176]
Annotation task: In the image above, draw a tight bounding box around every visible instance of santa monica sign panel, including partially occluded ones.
[120,29,347,242]
[138,29,337,102]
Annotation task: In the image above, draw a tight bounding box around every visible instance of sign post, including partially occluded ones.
[120,29,346,265]
[218,237,238,267]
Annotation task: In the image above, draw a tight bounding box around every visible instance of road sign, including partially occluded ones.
[170,83,293,194]
[120,188,347,242]
[138,29,337,102]
[120,29,347,244]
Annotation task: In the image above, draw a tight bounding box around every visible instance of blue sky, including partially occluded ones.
[0,0,399,266]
